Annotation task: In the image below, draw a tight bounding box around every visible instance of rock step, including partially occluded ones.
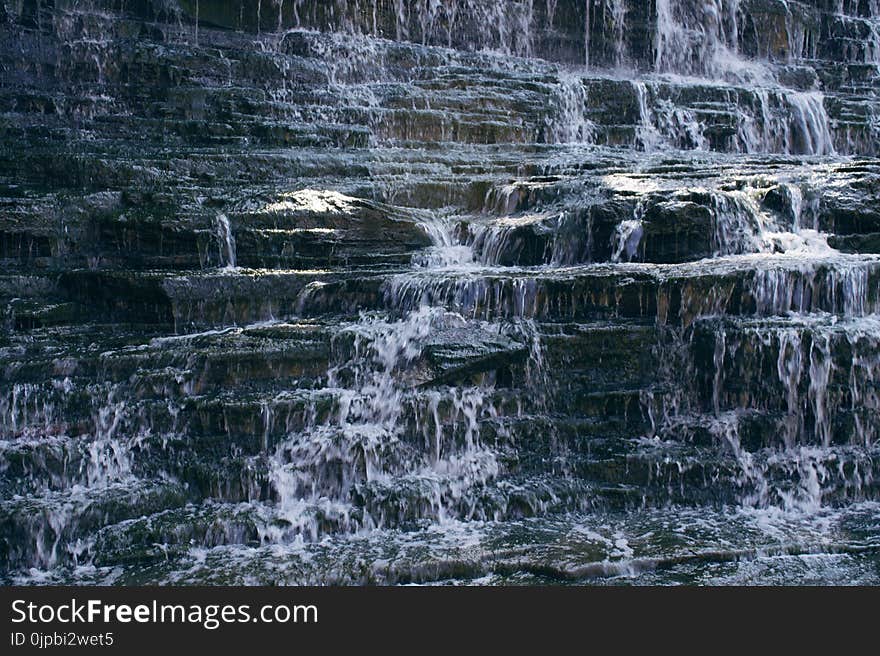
[0,479,190,572]
[3,144,875,228]
[5,15,880,155]
[0,472,626,573]
[381,255,880,324]
[0,376,676,499]
[10,401,877,517]
[565,440,880,508]
[47,252,880,330]
[5,161,880,276]
[687,314,880,445]
[1,316,658,388]
[0,434,93,497]
[1,321,332,392]
[12,0,879,78]
[24,501,880,586]
[7,308,880,451]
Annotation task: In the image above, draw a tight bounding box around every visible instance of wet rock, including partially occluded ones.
[2,0,880,585]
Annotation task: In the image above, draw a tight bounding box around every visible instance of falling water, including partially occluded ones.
[215,213,237,269]
[549,71,596,143]
[4,0,880,586]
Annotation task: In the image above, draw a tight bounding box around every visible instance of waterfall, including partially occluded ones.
[610,218,644,262]
[655,0,746,79]
[258,209,551,538]
[634,81,663,151]
[215,213,237,269]
[584,0,591,67]
[86,397,134,488]
[549,71,596,143]
[608,0,628,68]
[546,0,559,26]
[5,0,880,586]
[785,92,836,156]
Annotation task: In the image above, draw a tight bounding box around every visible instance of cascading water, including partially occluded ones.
[3,0,880,585]
[215,213,237,269]
[654,0,744,79]
[549,71,596,144]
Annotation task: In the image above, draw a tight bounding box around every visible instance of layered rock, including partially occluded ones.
[1,0,879,584]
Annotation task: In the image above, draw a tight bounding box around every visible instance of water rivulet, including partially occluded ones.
[2,1,880,584]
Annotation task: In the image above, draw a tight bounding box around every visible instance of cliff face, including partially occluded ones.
[2,1,880,584]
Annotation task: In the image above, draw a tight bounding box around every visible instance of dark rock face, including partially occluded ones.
[1,0,880,585]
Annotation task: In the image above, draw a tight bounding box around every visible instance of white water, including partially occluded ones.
[263,306,514,538]
[269,1,851,156]
[549,71,596,143]
[608,0,628,68]
[632,79,837,156]
[698,314,880,511]
[8,0,880,583]
[654,0,764,82]
[260,211,554,539]
[215,213,237,269]
[611,218,644,262]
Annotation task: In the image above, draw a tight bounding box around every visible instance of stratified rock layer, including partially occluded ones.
[1,0,880,584]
